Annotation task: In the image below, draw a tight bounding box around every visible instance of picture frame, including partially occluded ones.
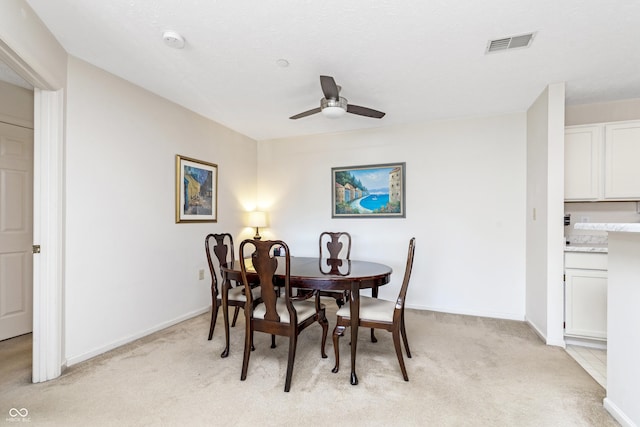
[175,155,218,223]
[331,162,406,218]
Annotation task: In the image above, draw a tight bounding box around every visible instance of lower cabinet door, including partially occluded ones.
[565,268,608,339]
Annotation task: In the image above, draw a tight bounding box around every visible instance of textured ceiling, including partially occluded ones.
[20,0,640,141]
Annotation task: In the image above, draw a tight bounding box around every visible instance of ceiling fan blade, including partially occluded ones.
[289,107,322,120]
[347,104,386,119]
[320,75,340,100]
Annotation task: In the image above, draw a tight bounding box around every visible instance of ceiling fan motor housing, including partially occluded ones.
[321,96,348,118]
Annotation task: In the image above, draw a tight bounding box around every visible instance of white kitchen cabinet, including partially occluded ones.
[564,252,608,340]
[565,125,602,201]
[604,121,640,199]
[565,120,640,201]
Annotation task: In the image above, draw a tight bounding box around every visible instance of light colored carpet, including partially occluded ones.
[1,305,618,426]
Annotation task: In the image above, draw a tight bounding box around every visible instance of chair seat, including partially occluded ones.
[336,296,395,323]
[228,285,260,302]
[253,299,324,324]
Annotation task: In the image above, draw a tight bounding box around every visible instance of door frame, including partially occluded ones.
[32,88,64,382]
[0,41,65,383]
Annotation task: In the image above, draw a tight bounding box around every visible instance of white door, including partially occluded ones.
[0,121,33,340]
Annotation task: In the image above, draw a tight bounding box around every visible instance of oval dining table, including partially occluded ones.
[221,256,392,385]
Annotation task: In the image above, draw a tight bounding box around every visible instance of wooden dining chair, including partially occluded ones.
[205,233,261,358]
[332,237,416,381]
[318,231,352,307]
[319,231,378,342]
[239,239,328,392]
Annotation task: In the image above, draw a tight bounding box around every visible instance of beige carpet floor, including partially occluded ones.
[0,306,618,426]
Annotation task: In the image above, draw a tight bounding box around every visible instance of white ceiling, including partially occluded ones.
[21,0,640,141]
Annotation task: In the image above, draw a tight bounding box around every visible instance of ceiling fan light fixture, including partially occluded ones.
[321,97,348,118]
[289,75,384,120]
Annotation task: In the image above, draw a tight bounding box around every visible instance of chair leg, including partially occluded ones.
[271,335,276,348]
[221,292,231,358]
[331,324,346,373]
[240,320,252,381]
[392,327,409,381]
[284,334,298,392]
[318,309,328,358]
[231,306,240,327]
[400,316,412,358]
[208,298,220,340]
[370,286,378,343]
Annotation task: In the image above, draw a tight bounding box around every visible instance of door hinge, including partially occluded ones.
[33,245,41,254]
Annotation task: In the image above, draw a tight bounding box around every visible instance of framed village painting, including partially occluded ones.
[175,155,218,223]
[331,162,406,218]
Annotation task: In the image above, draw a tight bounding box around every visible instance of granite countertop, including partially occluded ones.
[574,222,640,233]
[564,244,608,253]
[565,227,609,252]
[565,222,640,252]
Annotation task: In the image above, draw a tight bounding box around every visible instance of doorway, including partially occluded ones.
[0,48,65,383]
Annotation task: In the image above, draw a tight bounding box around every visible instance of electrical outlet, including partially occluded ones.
[198,269,205,280]
[580,216,590,223]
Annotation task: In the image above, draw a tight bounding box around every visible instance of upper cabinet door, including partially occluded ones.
[604,122,640,199]
[565,125,602,201]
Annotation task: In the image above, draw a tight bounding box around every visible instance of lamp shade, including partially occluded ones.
[321,97,348,119]
[248,211,267,228]
[322,106,346,118]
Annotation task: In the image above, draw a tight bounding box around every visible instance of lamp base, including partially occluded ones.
[254,227,261,240]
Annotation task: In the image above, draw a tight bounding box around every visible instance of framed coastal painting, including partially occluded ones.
[331,162,406,218]
[175,155,218,223]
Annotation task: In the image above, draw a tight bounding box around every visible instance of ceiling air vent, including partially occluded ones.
[486,32,535,54]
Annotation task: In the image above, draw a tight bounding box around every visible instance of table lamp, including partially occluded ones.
[248,211,267,240]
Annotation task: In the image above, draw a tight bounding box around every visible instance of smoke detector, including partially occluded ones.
[163,31,185,49]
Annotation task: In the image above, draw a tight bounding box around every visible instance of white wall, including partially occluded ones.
[525,83,565,346]
[258,114,527,320]
[525,90,548,338]
[566,97,640,126]
[64,57,258,364]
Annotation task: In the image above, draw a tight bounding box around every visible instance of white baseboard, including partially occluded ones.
[545,337,566,348]
[406,303,524,322]
[604,398,637,427]
[66,306,210,366]
[525,317,546,342]
[523,317,566,348]
[564,336,607,350]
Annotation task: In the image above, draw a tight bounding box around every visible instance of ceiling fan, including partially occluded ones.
[289,75,386,120]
